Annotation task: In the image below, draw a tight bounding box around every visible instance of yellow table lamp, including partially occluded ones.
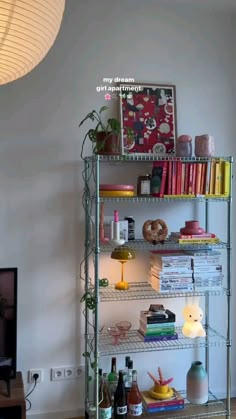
[111,245,135,290]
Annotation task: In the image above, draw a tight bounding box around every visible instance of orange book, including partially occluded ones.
[195,163,202,195]
[192,163,197,195]
[188,163,193,194]
[200,163,207,194]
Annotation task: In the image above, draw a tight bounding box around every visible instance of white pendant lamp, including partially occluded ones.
[0,0,65,85]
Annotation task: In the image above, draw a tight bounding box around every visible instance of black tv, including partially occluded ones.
[0,268,17,379]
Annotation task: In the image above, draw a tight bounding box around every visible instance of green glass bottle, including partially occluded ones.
[108,357,118,404]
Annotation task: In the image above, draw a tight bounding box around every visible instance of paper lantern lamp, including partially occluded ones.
[0,0,65,85]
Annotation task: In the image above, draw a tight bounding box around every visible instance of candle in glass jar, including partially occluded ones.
[195,135,215,157]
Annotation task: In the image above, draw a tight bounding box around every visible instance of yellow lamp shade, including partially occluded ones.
[0,0,65,85]
[111,245,135,261]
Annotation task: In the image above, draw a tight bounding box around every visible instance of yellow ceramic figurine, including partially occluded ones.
[148,367,174,400]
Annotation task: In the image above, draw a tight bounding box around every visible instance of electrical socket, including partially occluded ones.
[76,365,84,377]
[28,369,43,383]
[64,366,76,379]
[51,367,65,381]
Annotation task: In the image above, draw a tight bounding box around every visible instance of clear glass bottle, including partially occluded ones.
[99,373,112,419]
[128,370,142,416]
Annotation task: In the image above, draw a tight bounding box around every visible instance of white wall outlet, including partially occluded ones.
[76,365,84,377]
[64,366,76,379]
[51,367,65,381]
[28,369,43,383]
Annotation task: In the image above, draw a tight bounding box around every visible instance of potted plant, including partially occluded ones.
[79,105,133,158]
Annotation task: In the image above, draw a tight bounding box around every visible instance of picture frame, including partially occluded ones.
[119,83,177,155]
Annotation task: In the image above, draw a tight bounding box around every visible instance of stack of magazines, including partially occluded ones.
[149,252,193,293]
[186,250,223,291]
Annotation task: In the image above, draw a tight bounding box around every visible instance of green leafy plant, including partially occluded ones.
[79,105,133,158]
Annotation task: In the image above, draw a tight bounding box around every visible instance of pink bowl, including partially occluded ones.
[116,321,132,339]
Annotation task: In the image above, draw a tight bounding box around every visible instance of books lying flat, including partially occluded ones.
[140,310,176,324]
[140,320,175,330]
[139,327,176,337]
[141,388,184,409]
[138,330,178,341]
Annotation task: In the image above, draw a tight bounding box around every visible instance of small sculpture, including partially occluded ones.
[182,297,206,338]
[147,367,174,400]
[142,219,168,244]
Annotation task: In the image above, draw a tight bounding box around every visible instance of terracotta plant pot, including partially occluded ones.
[96,132,121,155]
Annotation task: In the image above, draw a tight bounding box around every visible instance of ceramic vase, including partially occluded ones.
[187,361,208,404]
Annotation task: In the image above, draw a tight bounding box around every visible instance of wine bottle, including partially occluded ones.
[125,360,133,394]
[99,373,112,419]
[108,357,118,404]
[114,370,127,418]
[128,370,142,416]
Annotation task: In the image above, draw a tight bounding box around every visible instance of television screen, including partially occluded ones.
[0,268,17,379]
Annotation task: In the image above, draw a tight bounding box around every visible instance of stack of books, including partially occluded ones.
[141,389,184,413]
[170,231,219,244]
[186,250,223,291]
[139,306,177,342]
[149,253,193,292]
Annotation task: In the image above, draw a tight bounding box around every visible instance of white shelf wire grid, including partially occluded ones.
[98,239,228,252]
[99,282,223,302]
[97,326,227,357]
[85,155,232,163]
[99,195,230,203]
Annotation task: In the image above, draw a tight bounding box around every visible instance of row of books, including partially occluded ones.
[152,160,230,197]
[141,388,184,413]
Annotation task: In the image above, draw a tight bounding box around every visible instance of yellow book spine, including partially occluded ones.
[164,194,195,198]
[223,161,230,196]
[209,161,215,194]
[214,162,220,195]
[178,238,220,244]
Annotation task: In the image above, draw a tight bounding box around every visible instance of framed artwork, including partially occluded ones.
[119,83,177,155]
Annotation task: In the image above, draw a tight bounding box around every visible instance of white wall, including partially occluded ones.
[0,0,235,417]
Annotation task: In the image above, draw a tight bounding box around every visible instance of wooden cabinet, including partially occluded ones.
[0,372,26,419]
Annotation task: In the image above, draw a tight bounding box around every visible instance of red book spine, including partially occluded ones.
[167,161,172,194]
[181,163,185,194]
[172,161,177,194]
[184,163,189,194]
[160,161,168,197]
[145,399,184,408]
[176,162,182,195]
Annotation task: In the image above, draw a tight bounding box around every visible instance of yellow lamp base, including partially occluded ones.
[115,280,129,290]
[148,386,173,400]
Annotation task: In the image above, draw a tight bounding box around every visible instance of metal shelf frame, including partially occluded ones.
[83,155,233,419]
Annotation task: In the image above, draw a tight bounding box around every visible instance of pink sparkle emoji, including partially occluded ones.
[104,93,111,101]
